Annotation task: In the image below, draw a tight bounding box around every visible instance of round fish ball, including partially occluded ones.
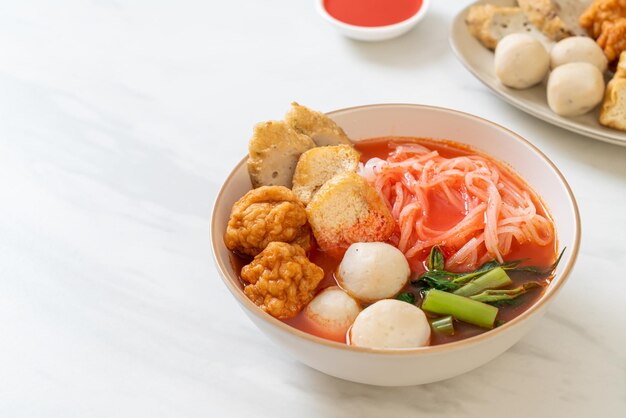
[494,33,550,89]
[550,36,608,72]
[337,242,410,302]
[349,299,431,349]
[547,62,605,117]
[305,287,361,339]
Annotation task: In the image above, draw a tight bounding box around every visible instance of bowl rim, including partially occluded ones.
[210,103,581,355]
[315,0,430,33]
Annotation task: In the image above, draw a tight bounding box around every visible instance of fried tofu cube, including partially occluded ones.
[292,145,361,205]
[600,51,626,131]
[306,172,395,251]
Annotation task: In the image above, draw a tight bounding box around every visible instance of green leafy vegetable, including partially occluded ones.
[491,299,524,307]
[415,270,461,291]
[430,316,455,335]
[453,267,512,297]
[428,246,445,271]
[509,248,566,276]
[416,246,565,297]
[422,289,499,329]
[396,292,416,304]
[495,319,506,327]
[452,259,525,284]
[469,282,542,303]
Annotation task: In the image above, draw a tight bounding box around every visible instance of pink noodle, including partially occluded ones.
[362,143,554,270]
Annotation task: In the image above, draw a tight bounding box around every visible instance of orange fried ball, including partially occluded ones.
[580,0,626,38]
[241,242,324,319]
[597,19,626,63]
[580,0,626,63]
[224,186,310,257]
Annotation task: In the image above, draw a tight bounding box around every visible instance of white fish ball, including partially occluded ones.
[305,287,361,339]
[337,242,410,302]
[495,33,550,89]
[547,62,605,117]
[550,36,608,72]
[350,299,431,349]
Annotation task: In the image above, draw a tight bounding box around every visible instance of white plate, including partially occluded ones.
[449,0,626,147]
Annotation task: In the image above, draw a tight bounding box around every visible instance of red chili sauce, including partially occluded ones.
[232,138,558,345]
[323,0,423,27]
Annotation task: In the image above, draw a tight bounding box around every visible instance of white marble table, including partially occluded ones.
[1,1,624,417]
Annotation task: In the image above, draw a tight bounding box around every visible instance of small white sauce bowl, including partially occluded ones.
[211,104,581,386]
[315,0,430,42]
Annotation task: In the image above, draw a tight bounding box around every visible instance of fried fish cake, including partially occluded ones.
[224,186,311,257]
[285,102,352,147]
[241,242,324,319]
[247,121,315,188]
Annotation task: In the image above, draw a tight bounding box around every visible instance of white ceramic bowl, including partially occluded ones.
[210,104,580,386]
[315,0,430,42]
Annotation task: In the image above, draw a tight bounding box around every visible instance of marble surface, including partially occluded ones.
[1,1,624,417]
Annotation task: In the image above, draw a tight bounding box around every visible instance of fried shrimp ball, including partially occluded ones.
[580,0,626,63]
[597,19,626,63]
[224,186,311,257]
[580,0,626,39]
[241,242,324,319]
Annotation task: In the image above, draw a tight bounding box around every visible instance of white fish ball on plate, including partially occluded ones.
[550,36,608,72]
[305,286,361,339]
[547,62,605,117]
[337,242,410,302]
[494,33,550,89]
[349,299,431,349]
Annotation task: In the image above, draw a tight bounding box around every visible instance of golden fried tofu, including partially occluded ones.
[518,0,591,40]
[285,102,352,147]
[292,145,361,205]
[241,242,324,319]
[306,172,395,252]
[247,121,315,188]
[466,4,547,50]
[600,52,626,131]
[224,186,311,257]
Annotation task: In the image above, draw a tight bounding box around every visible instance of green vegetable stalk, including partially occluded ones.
[470,282,541,303]
[453,267,512,297]
[422,289,499,329]
[430,316,455,335]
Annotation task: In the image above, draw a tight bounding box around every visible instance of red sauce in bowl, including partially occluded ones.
[323,0,423,27]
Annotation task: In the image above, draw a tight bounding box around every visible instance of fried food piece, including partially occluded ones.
[517,0,591,40]
[247,121,315,188]
[292,145,361,205]
[596,18,626,62]
[600,52,626,131]
[465,4,548,50]
[306,172,395,252]
[241,242,324,319]
[224,186,311,257]
[580,0,626,38]
[285,102,352,147]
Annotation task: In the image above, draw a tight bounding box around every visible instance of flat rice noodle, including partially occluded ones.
[362,145,555,270]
